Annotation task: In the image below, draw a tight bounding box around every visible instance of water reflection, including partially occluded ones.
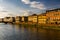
[0,23,60,40]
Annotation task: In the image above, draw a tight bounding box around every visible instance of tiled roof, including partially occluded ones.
[46,8,60,12]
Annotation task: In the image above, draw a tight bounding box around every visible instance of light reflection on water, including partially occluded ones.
[0,23,60,40]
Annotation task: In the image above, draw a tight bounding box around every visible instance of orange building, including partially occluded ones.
[46,8,60,24]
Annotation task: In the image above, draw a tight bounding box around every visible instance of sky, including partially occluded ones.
[0,0,60,18]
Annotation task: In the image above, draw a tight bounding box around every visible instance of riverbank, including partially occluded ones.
[41,25,60,31]
[3,22,60,30]
[13,23,60,30]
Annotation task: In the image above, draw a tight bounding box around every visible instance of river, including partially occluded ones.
[0,23,60,40]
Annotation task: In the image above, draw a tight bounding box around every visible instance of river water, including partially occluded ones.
[0,23,60,40]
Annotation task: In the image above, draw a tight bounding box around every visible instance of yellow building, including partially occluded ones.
[28,15,33,24]
[38,13,47,24]
[21,16,24,22]
[15,16,22,24]
[32,14,38,23]
[46,8,60,24]
[21,16,28,23]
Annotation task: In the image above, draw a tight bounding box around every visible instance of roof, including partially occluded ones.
[46,8,60,12]
[32,14,37,16]
[38,13,46,16]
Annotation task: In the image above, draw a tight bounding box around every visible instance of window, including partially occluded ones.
[54,14,59,16]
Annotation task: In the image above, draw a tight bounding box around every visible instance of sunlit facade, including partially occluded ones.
[15,16,22,24]
[32,14,38,23]
[1,8,60,24]
[38,13,47,24]
[46,8,60,24]
[28,15,33,24]
[3,17,14,23]
[22,16,28,23]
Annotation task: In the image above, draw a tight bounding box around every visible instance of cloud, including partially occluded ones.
[21,0,30,4]
[19,9,29,16]
[0,0,46,18]
[0,12,9,18]
[0,4,9,18]
[21,0,46,10]
[0,0,17,17]
[0,0,29,18]
[0,6,4,11]
[30,1,46,10]
[0,6,9,18]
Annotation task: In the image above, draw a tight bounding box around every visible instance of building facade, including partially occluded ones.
[0,18,3,22]
[28,15,33,24]
[3,17,14,23]
[2,8,60,24]
[46,8,60,24]
[15,16,22,24]
[38,13,47,24]
[32,14,38,23]
[22,16,28,23]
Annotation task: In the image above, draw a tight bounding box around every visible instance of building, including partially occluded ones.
[22,16,28,23]
[28,15,33,24]
[38,13,47,24]
[12,17,15,23]
[0,18,3,22]
[32,14,38,23]
[46,8,60,24]
[3,17,14,23]
[15,16,22,24]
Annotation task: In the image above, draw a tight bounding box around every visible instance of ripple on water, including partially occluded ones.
[0,24,60,40]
